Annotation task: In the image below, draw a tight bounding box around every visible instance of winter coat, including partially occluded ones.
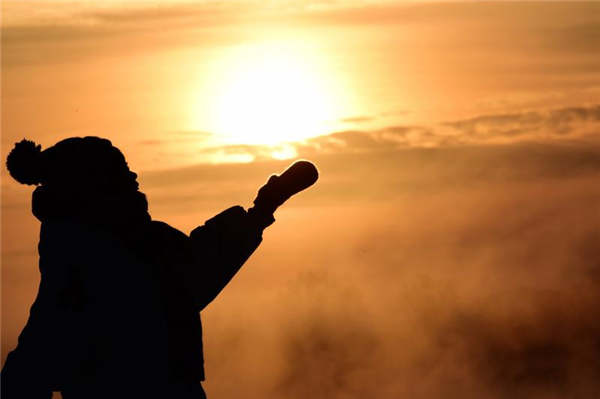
[1,203,271,399]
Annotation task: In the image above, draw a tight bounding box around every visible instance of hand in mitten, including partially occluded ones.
[251,160,319,217]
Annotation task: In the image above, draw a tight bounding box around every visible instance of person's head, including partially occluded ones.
[7,137,138,193]
[6,137,148,225]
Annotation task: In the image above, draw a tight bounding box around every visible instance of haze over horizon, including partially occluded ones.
[2,1,600,398]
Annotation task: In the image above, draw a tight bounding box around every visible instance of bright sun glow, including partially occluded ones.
[199,41,344,146]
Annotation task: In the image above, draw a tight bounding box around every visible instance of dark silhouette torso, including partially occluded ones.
[2,206,266,399]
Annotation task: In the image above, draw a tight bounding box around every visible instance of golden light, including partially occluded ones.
[270,144,298,160]
[199,41,344,146]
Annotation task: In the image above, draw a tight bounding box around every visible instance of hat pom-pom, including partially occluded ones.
[6,139,43,185]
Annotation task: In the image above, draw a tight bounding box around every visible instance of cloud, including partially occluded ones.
[339,115,375,124]
[443,105,600,139]
[1,0,368,48]
[5,1,600,69]
[545,21,600,52]
[139,131,214,147]
[434,299,600,397]
[86,4,242,25]
[318,104,600,151]
[274,308,379,399]
[1,2,256,66]
[27,103,578,175]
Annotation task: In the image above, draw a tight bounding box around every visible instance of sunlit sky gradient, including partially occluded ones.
[4,1,599,167]
[3,1,600,398]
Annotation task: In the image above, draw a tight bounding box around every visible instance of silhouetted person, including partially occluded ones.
[1,137,318,399]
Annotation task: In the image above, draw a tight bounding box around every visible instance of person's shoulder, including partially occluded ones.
[41,219,97,242]
[150,220,189,241]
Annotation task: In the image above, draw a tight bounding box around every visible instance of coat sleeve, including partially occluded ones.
[156,206,273,312]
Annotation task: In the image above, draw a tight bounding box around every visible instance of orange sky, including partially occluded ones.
[2,2,600,398]
[3,1,599,166]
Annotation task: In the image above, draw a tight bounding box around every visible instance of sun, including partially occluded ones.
[200,41,341,145]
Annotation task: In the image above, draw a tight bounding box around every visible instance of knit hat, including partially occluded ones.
[6,137,149,226]
[7,137,138,192]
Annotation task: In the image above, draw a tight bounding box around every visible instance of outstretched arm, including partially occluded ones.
[185,205,272,310]
[170,160,319,311]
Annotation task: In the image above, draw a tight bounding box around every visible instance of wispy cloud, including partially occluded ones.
[339,115,375,124]
[443,105,600,139]
[178,104,600,164]
[6,1,599,66]
[303,104,600,152]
